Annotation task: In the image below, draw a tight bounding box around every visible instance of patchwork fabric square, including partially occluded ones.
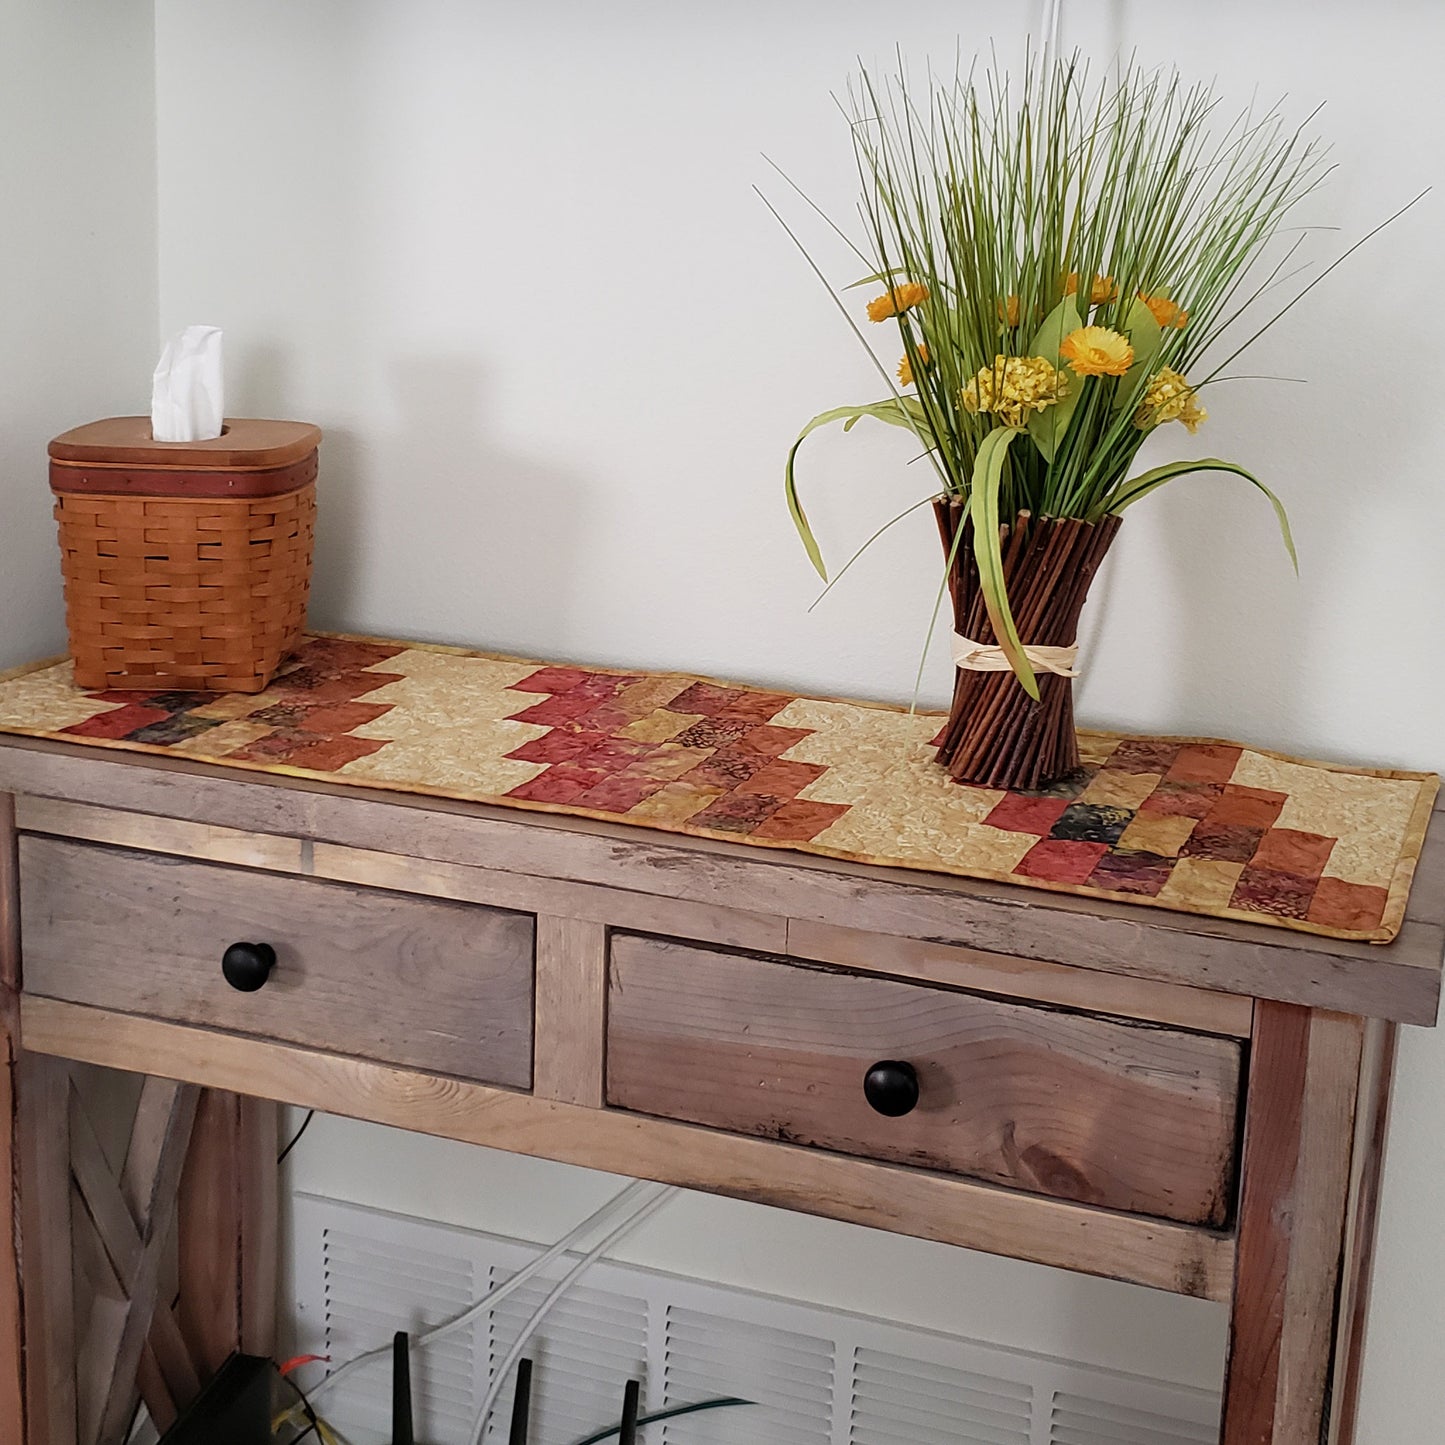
[0,634,1434,943]
[1089,850,1174,897]
[1049,803,1134,846]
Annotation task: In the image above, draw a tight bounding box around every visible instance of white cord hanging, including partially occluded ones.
[305,1178,663,1409]
[465,1186,679,1445]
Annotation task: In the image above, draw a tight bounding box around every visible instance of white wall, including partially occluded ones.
[0,0,158,670]
[147,0,1443,1429]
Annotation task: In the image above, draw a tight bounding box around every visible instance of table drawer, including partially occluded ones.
[606,935,1242,1226]
[19,836,534,1087]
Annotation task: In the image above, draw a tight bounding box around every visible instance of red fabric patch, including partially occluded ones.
[507,693,608,726]
[1088,850,1172,897]
[686,749,768,788]
[1251,827,1337,879]
[574,774,666,813]
[669,682,749,717]
[1206,784,1288,830]
[738,759,827,798]
[1181,820,1265,864]
[512,666,594,694]
[233,734,389,771]
[669,682,793,724]
[506,730,608,764]
[716,691,795,724]
[732,724,812,759]
[1166,744,1243,785]
[1231,866,1319,920]
[1105,739,1182,775]
[286,701,394,734]
[266,669,404,704]
[691,791,786,833]
[750,798,849,841]
[506,763,610,803]
[985,794,1071,834]
[1014,838,1110,884]
[1307,877,1388,933]
[63,704,171,739]
[574,736,655,772]
[288,637,408,671]
[1138,782,1223,819]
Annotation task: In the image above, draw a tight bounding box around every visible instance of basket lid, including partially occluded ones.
[49,417,321,470]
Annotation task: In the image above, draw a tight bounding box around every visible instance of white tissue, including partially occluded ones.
[151,325,224,442]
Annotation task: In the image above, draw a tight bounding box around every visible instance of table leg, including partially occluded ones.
[1326,1019,1398,1445]
[1,789,40,1442]
[1222,1003,1368,1444]
[178,1090,279,1372]
[2,1014,28,1440]
[18,1054,79,1445]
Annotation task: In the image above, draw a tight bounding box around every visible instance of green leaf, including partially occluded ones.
[1027,294,1085,362]
[967,427,1039,699]
[1113,295,1163,412]
[843,267,912,290]
[1024,296,1085,462]
[785,401,932,580]
[1110,458,1297,571]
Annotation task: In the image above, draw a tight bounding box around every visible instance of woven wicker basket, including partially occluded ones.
[49,418,320,693]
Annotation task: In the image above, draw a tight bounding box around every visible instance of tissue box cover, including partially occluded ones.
[49,417,320,693]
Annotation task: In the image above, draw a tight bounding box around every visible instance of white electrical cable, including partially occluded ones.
[306,1178,660,1408]
[465,1184,679,1445]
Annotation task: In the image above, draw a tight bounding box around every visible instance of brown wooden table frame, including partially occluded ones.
[0,736,1438,1444]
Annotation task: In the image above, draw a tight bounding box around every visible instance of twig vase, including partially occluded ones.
[932,498,1121,791]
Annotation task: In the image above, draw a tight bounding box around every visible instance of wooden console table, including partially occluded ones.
[0,734,1440,1444]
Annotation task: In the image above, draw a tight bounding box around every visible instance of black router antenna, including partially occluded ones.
[392,1331,414,1445]
[618,1378,641,1445]
[508,1358,534,1445]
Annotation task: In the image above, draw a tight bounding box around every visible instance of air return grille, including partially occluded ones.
[292,1195,1221,1445]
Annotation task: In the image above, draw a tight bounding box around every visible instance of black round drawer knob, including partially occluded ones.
[863,1060,920,1117]
[221,942,276,992]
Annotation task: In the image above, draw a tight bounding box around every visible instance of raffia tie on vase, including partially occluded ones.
[951,634,1081,679]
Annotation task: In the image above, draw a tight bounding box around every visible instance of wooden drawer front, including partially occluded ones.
[19,836,534,1087]
[606,936,1242,1226]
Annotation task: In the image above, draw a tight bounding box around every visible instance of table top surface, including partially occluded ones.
[3,721,1442,1027]
[1,635,1438,951]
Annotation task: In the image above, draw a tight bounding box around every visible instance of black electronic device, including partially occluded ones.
[156,1353,276,1445]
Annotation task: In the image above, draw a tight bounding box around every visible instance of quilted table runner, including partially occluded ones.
[0,634,1436,943]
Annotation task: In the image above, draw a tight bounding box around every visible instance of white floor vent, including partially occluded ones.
[291,1194,1220,1445]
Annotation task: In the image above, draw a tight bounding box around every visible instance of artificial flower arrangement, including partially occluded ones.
[781,54,1336,790]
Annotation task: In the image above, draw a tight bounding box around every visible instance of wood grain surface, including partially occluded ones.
[177,1093,278,1372]
[22,996,1236,1301]
[533,917,607,1107]
[2,740,1439,1024]
[1329,1018,1397,1445]
[0,796,20,1438]
[607,936,1243,1226]
[19,837,535,1088]
[786,918,1254,1036]
[18,1055,77,1445]
[1221,1004,1364,1445]
[17,799,1250,1035]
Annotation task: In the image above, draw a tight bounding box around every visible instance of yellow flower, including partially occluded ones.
[1064,271,1118,305]
[1059,326,1134,377]
[1140,293,1188,329]
[897,343,929,388]
[866,282,930,322]
[1134,367,1208,434]
[961,355,1065,429]
[996,294,1022,328]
